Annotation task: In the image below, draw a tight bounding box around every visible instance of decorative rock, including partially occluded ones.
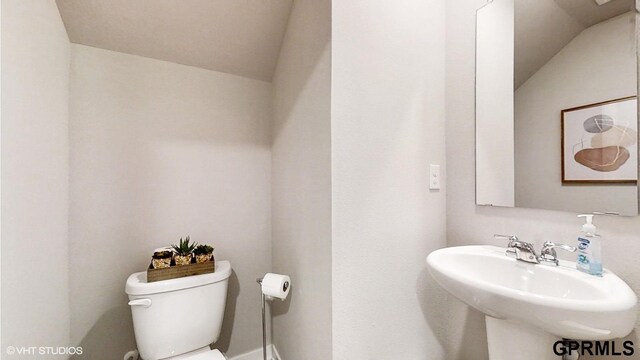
[574,146,630,172]
[583,115,614,133]
[174,254,192,266]
[590,125,637,148]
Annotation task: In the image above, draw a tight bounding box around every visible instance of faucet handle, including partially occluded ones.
[494,234,518,246]
[541,241,577,254]
[539,241,577,266]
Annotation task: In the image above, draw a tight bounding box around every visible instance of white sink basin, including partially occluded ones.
[427,245,637,341]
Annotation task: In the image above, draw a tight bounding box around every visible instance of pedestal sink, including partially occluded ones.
[427,245,637,360]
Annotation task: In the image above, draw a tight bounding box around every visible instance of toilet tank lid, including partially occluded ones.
[125,260,232,296]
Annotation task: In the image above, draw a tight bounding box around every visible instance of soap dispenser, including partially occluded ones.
[576,214,602,276]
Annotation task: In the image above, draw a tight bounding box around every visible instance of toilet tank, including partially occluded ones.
[125,261,232,360]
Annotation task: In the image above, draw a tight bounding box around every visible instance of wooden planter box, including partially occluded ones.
[147,256,215,283]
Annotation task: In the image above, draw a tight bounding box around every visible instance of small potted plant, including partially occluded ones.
[194,244,214,264]
[172,236,197,266]
[151,250,173,269]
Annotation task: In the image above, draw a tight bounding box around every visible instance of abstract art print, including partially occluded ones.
[562,97,638,184]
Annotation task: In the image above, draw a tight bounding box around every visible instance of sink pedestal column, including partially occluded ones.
[486,317,561,360]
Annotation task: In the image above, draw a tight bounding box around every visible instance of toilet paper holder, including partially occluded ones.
[256,278,268,360]
[256,276,290,360]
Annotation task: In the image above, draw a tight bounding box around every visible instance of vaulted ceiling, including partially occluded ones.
[56,0,293,81]
[54,0,635,86]
[515,0,634,89]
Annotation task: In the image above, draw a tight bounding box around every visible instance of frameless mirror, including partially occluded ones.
[476,0,639,215]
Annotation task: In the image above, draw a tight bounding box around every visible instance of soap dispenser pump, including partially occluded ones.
[576,214,602,276]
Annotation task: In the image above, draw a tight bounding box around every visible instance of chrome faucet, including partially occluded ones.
[494,235,576,266]
[539,241,577,266]
[494,235,539,264]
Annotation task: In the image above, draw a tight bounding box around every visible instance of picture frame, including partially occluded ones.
[561,96,638,184]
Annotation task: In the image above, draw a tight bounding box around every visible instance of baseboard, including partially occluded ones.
[228,345,281,360]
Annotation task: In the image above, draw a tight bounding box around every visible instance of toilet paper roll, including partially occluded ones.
[261,273,291,300]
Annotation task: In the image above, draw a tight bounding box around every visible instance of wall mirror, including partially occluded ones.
[476,0,639,215]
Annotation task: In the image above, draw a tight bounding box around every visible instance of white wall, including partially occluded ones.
[515,13,637,215]
[270,0,332,358]
[1,1,3,349]
[332,0,448,358]
[69,45,272,359]
[446,1,640,359]
[1,0,70,356]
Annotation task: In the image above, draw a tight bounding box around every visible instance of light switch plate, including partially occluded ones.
[430,164,441,190]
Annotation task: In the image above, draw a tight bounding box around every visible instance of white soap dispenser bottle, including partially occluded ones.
[576,214,602,276]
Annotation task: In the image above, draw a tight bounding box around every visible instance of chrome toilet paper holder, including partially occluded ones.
[256,275,290,360]
[256,277,268,360]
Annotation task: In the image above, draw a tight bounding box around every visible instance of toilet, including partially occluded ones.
[125,261,232,360]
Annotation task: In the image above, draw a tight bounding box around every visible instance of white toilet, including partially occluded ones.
[125,261,232,360]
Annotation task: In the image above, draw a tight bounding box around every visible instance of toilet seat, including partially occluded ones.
[161,349,226,360]
[179,349,226,360]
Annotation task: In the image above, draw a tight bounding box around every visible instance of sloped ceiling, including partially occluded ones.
[515,0,634,89]
[56,0,293,81]
[554,0,634,27]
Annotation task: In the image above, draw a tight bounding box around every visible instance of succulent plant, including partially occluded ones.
[171,236,198,256]
[194,244,214,255]
[151,249,173,269]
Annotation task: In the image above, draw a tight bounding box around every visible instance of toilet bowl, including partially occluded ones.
[125,261,232,360]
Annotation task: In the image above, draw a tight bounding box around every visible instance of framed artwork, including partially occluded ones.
[561,96,638,184]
